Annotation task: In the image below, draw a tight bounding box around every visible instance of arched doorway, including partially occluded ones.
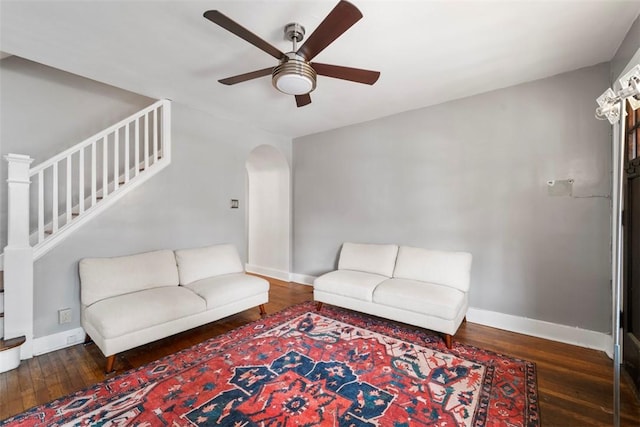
[245,145,291,281]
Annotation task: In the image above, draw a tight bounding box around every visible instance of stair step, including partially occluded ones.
[0,336,24,351]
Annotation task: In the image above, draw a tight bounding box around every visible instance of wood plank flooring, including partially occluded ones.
[1,278,639,425]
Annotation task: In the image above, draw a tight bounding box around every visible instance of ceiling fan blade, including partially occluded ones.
[219,67,273,85]
[297,1,362,61]
[295,94,312,107]
[204,10,285,60]
[311,63,380,85]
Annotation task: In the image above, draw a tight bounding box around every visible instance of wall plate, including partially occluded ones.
[547,179,574,197]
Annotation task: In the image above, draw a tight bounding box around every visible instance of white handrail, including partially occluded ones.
[29,99,166,176]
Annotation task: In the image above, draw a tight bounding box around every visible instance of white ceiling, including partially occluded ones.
[2,0,639,138]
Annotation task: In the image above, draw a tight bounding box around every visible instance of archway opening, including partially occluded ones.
[245,145,291,280]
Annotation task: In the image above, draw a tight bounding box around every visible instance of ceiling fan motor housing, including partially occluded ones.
[272,52,317,95]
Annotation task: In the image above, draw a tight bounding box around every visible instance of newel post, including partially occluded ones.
[3,154,34,359]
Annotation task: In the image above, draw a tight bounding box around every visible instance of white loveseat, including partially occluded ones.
[314,242,472,348]
[79,244,269,372]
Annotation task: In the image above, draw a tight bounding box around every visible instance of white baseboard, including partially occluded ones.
[245,264,291,282]
[605,335,615,360]
[289,273,315,286]
[33,327,86,356]
[288,271,611,352]
[466,307,612,353]
[243,266,314,286]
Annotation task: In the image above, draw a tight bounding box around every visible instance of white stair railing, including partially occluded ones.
[3,99,171,360]
[27,99,171,260]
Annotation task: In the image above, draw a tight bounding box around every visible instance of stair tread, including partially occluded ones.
[0,336,26,351]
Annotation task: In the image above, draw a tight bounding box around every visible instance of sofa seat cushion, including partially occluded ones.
[184,273,269,309]
[314,270,389,302]
[84,286,206,339]
[373,278,466,320]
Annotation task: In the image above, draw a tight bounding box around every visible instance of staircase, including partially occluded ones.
[0,99,171,372]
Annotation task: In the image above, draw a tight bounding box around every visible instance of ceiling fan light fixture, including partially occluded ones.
[272,58,317,95]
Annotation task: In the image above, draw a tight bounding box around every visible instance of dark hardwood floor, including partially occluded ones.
[1,278,639,425]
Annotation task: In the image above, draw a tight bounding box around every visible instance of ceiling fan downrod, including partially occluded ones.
[284,22,305,52]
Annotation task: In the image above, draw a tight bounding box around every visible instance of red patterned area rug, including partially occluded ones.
[4,302,539,426]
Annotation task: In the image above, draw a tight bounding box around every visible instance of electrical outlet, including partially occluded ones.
[58,308,72,324]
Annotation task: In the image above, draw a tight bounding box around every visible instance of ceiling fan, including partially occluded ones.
[203,0,380,107]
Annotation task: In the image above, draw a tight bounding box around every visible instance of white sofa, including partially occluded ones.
[314,242,472,348]
[79,244,269,372]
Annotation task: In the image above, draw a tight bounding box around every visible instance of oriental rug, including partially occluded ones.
[3,302,539,426]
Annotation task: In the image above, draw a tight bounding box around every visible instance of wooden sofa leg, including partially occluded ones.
[316,302,323,311]
[105,355,116,374]
[259,304,267,317]
[444,334,453,349]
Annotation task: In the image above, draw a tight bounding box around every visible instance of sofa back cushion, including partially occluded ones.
[338,242,399,277]
[79,249,179,306]
[175,244,244,285]
[393,246,472,292]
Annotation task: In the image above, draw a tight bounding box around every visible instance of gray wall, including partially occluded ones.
[293,63,612,333]
[610,13,640,82]
[1,57,291,337]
